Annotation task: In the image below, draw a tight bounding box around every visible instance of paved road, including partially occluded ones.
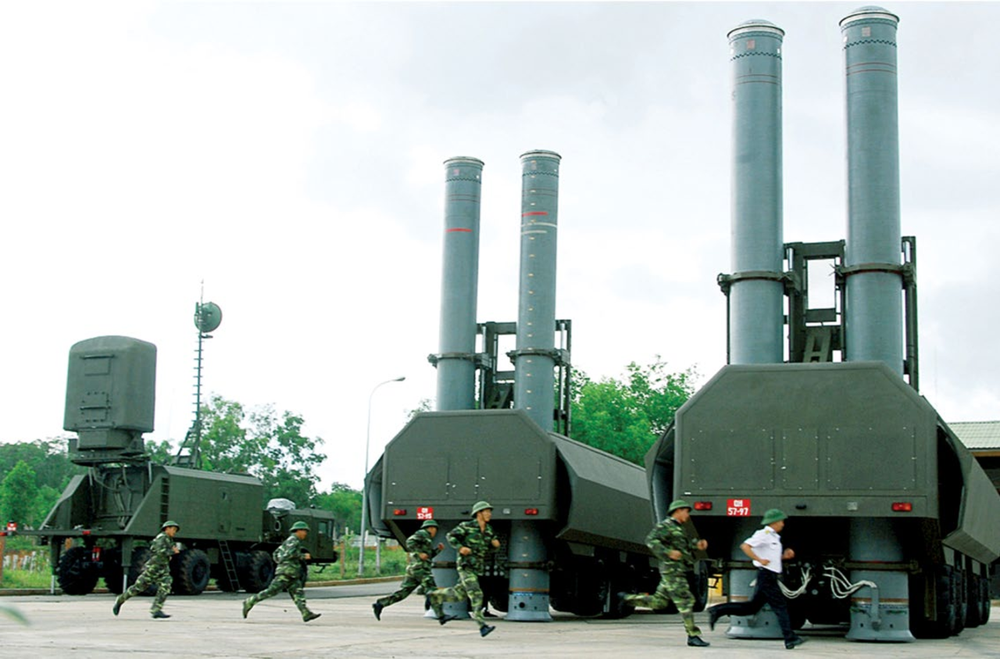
[2,583,998,658]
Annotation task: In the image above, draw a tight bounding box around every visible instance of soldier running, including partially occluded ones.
[373,519,456,624]
[618,499,711,648]
[113,520,180,619]
[428,501,501,637]
[707,508,806,650]
[242,521,321,623]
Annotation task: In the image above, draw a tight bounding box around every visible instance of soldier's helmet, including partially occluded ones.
[761,509,788,526]
[290,521,311,532]
[420,519,440,529]
[470,501,493,517]
[666,499,693,515]
[161,520,180,530]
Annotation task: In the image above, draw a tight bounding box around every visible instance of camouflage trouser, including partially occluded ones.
[246,572,310,618]
[119,565,171,613]
[625,567,701,637]
[428,567,486,626]
[377,562,443,616]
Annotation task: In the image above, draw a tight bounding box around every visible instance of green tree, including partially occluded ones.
[570,358,697,465]
[314,483,362,536]
[0,438,82,494]
[0,461,39,526]
[198,395,326,506]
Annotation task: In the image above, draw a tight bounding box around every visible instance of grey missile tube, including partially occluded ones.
[842,7,903,374]
[727,20,785,365]
[435,157,484,411]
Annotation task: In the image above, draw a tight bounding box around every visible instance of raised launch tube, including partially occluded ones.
[508,149,561,621]
[435,157,485,410]
[727,19,785,365]
[842,6,903,374]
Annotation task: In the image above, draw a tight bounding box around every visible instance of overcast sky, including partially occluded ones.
[2,2,998,492]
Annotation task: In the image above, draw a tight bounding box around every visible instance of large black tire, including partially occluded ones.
[951,569,966,636]
[129,547,158,596]
[172,549,211,595]
[966,574,983,628]
[688,565,710,613]
[981,577,992,624]
[57,546,99,595]
[912,568,956,639]
[101,548,125,595]
[240,550,275,593]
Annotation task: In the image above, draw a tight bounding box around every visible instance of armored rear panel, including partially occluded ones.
[378,409,652,554]
[381,410,558,523]
[672,362,937,517]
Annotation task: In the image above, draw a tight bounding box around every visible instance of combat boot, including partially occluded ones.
[438,614,459,625]
[372,601,384,621]
[151,610,171,619]
[112,596,124,616]
[479,624,496,637]
[785,636,806,649]
[303,611,322,623]
[687,636,710,647]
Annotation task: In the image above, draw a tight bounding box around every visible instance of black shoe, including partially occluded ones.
[151,611,170,619]
[438,614,459,625]
[112,598,123,617]
[303,611,322,623]
[785,636,806,650]
[687,636,710,647]
[707,606,721,631]
[480,624,496,637]
[483,610,498,618]
[372,602,383,621]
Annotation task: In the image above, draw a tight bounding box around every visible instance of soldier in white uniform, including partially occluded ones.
[707,509,806,650]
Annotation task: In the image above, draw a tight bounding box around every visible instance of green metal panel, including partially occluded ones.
[943,428,1000,564]
[64,336,156,435]
[159,466,264,542]
[549,434,651,554]
[671,362,937,517]
[381,410,558,522]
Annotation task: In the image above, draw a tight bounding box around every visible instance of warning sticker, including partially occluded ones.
[727,499,751,517]
[416,506,434,520]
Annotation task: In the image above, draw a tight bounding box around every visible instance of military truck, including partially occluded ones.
[16,335,338,596]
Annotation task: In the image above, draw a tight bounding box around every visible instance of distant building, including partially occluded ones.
[951,421,1000,493]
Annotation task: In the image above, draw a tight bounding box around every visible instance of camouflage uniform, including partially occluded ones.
[244,533,313,620]
[625,518,703,638]
[375,527,444,617]
[117,531,174,614]
[428,519,498,626]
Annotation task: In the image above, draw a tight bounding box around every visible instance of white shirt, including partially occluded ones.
[744,526,783,574]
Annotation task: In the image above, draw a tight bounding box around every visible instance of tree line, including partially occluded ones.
[1,359,692,534]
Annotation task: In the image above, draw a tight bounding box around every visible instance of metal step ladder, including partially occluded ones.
[218,540,240,591]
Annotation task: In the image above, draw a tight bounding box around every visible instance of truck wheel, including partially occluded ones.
[102,548,125,594]
[912,568,956,639]
[129,547,158,596]
[172,549,211,595]
[688,565,710,613]
[241,550,275,593]
[57,546,99,595]
[981,577,992,624]
[965,574,982,628]
[951,569,966,635]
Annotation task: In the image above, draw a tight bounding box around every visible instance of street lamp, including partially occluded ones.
[358,375,406,577]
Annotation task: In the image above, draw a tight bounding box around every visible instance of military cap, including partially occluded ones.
[470,501,493,516]
[667,499,693,515]
[420,519,439,529]
[290,521,311,532]
[761,509,788,526]
[161,520,180,530]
